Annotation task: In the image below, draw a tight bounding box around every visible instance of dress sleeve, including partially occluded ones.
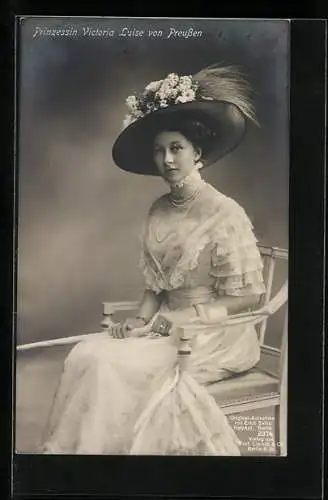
[210,205,266,297]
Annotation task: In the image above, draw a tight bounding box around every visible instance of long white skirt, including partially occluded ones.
[41,321,260,456]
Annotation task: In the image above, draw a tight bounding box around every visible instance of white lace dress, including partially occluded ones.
[41,182,265,456]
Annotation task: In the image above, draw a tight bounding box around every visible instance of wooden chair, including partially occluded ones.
[100,244,288,456]
[16,244,288,456]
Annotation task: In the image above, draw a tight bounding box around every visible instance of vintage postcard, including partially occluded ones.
[15,17,289,459]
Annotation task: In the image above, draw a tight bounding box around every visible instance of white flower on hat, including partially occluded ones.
[122,108,143,129]
[157,81,171,99]
[126,94,139,111]
[145,80,162,93]
[166,73,179,86]
[122,71,200,128]
[175,88,196,103]
[178,75,193,91]
[170,89,179,99]
[179,75,193,86]
[123,114,135,128]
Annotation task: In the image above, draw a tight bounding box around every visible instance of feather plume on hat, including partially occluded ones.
[193,64,258,125]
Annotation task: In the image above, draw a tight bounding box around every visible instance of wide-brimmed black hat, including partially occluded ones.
[112,65,257,176]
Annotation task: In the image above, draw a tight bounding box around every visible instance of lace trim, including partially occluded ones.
[170,231,211,290]
[210,256,264,278]
[139,248,164,294]
[139,193,265,294]
[212,240,260,260]
[215,270,266,297]
[171,210,255,289]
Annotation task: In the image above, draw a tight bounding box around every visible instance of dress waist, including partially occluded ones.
[164,286,217,310]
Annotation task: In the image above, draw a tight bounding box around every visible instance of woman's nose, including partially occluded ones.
[164,149,174,164]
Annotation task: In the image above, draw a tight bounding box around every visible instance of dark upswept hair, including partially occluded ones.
[154,118,218,158]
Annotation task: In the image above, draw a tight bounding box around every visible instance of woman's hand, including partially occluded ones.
[151,308,197,337]
[109,317,148,339]
[153,308,197,328]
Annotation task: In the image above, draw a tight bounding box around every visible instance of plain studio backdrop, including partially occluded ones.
[16,18,289,346]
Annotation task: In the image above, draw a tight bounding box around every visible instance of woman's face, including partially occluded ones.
[153,131,201,185]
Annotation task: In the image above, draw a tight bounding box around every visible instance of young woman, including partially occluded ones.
[41,65,265,456]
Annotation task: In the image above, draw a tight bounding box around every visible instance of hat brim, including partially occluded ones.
[112,100,247,176]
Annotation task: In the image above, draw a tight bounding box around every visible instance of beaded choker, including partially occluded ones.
[168,170,205,209]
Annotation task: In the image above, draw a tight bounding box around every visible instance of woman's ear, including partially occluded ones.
[194,147,202,163]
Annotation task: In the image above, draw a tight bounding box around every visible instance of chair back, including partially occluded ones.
[257,245,288,344]
[256,244,288,378]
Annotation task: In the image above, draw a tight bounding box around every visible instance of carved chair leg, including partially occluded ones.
[101,313,116,330]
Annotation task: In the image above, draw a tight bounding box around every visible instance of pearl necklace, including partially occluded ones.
[154,185,203,243]
[168,187,202,208]
[168,172,206,209]
[153,169,206,243]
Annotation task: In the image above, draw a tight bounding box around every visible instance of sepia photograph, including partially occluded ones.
[15,17,289,458]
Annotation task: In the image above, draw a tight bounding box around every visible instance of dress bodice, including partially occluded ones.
[139,182,265,300]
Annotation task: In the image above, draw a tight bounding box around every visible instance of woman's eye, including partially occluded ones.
[171,145,181,153]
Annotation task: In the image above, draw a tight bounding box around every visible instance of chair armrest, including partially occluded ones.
[102,281,288,333]
[178,280,288,333]
[101,300,140,329]
[103,301,140,314]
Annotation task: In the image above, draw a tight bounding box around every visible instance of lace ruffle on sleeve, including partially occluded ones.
[210,206,266,297]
